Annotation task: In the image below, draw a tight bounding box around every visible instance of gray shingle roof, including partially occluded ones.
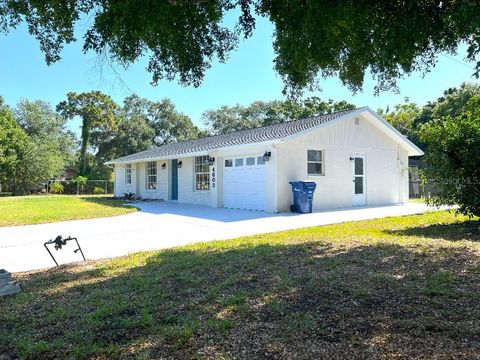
[107,107,362,164]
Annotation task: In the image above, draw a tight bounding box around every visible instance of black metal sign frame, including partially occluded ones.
[43,236,86,267]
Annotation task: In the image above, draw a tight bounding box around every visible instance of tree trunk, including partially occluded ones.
[80,123,90,175]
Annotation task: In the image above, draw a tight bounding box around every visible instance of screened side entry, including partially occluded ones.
[352,154,367,206]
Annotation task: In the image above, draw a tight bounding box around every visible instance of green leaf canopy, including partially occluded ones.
[1,1,478,94]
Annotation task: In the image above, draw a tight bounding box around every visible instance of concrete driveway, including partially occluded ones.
[0,202,436,273]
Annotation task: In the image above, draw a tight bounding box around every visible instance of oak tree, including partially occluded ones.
[1,1,478,95]
[56,91,119,175]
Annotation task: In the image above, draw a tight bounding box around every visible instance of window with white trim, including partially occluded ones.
[307,150,324,175]
[146,161,157,190]
[194,156,210,191]
[125,164,132,185]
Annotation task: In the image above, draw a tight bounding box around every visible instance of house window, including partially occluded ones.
[235,158,244,167]
[225,159,233,167]
[307,150,324,175]
[195,156,210,191]
[246,157,255,166]
[146,161,157,190]
[125,164,132,185]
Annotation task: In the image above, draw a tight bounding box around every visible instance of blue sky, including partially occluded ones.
[0,15,478,134]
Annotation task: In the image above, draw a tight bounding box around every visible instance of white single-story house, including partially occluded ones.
[106,107,423,212]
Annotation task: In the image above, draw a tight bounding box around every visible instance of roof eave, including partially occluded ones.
[105,107,402,165]
[104,139,282,165]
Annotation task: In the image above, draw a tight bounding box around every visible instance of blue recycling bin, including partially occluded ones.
[289,181,317,213]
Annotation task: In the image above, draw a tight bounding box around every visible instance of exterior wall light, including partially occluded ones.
[208,156,215,165]
[349,157,355,161]
[263,151,272,162]
[177,161,183,168]
[161,163,166,169]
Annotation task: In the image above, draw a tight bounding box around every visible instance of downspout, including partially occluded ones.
[397,145,403,203]
[271,144,279,213]
[397,145,408,203]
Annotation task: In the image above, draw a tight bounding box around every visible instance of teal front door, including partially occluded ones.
[171,159,178,200]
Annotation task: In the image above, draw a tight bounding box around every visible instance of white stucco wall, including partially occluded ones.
[209,156,222,208]
[114,157,211,205]
[275,114,410,212]
[175,157,211,206]
[399,148,409,203]
[134,160,169,200]
[113,164,136,197]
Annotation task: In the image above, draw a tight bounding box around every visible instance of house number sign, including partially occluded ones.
[211,167,216,188]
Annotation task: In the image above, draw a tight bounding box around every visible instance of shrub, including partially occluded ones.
[93,186,105,195]
[74,176,88,185]
[420,96,480,217]
[123,192,136,201]
[74,176,88,194]
[50,182,64,194]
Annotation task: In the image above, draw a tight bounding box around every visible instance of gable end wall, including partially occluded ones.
[275,114,409,211]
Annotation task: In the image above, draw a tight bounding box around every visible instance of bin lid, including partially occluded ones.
[289,181,316,192]
[299,181,317,187]
[289,181,304,185]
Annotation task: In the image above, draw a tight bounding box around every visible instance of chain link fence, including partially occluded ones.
[45,180,114,195]
[409,166,437,199]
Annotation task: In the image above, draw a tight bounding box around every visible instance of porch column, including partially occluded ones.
[209,156,222,208]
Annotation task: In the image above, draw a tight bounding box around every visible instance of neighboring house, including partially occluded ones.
[63,166,79,180]
[106,107,423,212]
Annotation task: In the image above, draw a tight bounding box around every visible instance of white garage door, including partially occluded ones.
[223,155,267,211]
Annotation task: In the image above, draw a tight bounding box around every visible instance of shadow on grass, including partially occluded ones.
[385,219,480,242]
[1,240,479,359]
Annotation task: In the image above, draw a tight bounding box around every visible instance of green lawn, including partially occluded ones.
[0,195,137,227]
[1,211,479,359]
